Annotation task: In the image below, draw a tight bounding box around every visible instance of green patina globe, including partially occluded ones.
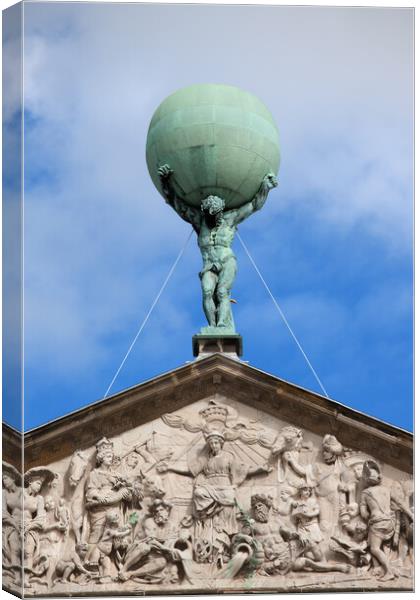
[146,83,280,209]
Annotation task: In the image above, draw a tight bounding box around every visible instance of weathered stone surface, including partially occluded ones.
[2,355,413,596]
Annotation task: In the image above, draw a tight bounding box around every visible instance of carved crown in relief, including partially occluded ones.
[199,400,229,426]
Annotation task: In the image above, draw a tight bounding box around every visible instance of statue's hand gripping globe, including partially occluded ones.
[146,84,280,209]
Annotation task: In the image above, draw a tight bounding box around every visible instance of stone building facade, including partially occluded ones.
[2,353,413,596]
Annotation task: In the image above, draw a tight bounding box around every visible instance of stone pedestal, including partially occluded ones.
[192,333,243,359]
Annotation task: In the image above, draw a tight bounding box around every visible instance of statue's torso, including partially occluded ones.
[198,218,236,265]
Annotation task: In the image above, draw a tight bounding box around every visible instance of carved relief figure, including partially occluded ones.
[330,519,371,570]
[311,434,346,538]
[87,510,131,581]
[291,484,349,574]
[2,462,22,579]
[227,491,350,580]
[54,543,92,585]
[271,426,310,490]
[119,499,183,583]
[359,460,412,582]
[23,468,57,586]
[31,495,68,587]
[158,429,271,566]
[84,437,133,567]
[227,493,298,577]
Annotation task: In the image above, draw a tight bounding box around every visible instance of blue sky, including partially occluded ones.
[3,3,413,431]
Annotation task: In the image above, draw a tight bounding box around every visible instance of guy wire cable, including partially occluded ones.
[103,228,194,399]
[237,232,329,399]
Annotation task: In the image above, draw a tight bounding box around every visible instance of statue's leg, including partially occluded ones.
[369,532,395,580]
[201,271,218,327]
[215,258,237,328]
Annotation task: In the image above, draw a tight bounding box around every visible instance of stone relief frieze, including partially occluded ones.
[2,398,413,594]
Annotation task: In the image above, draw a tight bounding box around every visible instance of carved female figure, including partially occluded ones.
[22,467,56,585]
[2,462,22,574]
[157,430,271,565]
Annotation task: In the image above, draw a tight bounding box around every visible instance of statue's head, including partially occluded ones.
[297,483,314,500]
[352,462,364,481]
[76,542,89,558]
[201,195,225,215]
[96,437,114,467]
[362,460,382,486]
[2,474,16,491]
[44,495,56,512]
[251,493,273,522]
[281,426,303,450]
[125,453,139,470]
[204,430,225,455]
[322,434,343,464]
[150,499,172,525]
[27,475,44,494]
[105,510,120,527]
[24,467,56,494]
[353,520,368,540]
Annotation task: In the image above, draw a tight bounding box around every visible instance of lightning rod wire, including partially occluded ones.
[103,229,194,399]
[237,232,330,399]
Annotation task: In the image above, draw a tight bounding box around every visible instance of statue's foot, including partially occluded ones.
[118,572,130,582]
[335,564,351,573]
[378,571,395,582]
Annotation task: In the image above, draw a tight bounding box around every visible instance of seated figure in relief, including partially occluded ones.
[225,491,350,579]
[118,499,184,583]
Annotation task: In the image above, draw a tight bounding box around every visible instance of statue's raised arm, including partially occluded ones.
[158,165,201,233]
[226,172,278,227]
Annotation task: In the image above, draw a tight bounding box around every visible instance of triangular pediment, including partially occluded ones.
[3,354,413,596]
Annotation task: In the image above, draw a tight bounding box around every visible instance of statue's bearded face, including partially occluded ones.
[253,501,270,523]
[201,196,225,215]
[153,506,170,525]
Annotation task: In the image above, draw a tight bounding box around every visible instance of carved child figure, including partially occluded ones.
[90,510,131,581]
[330,520,371,570]
[54,543,92,584]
